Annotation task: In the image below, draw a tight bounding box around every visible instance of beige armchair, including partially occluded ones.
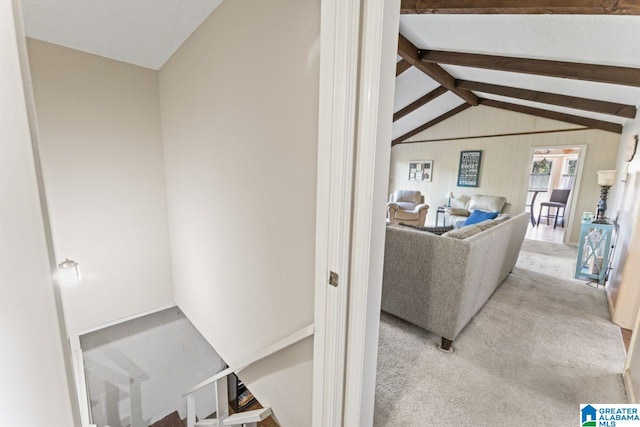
[387,190,429,226]
[445,194,511,227]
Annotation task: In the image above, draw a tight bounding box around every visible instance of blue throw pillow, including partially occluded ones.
[462,210,500,226]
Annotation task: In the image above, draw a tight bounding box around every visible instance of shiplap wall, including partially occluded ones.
[389,105,621,243]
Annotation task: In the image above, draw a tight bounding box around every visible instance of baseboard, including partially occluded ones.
[77,303,177,335]
[624,369,636,403]
[605,285,615,319]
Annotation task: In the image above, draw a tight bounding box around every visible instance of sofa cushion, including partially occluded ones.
[392,190,422,204]
[474,214,513,231]
[442,224,483,239]
[474,219,497,231]
[395,209,422,220]
[399,223,454,235]
[468,195,507,213]
[463,210,500,226]
[446,207,470,217]
[394,201,418,211]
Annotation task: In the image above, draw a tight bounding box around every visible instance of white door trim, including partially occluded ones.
[312,0,362,425]
[523,143,587,244]
[313,0,400,425]
[623,303,640,403]
[343,1,399,426]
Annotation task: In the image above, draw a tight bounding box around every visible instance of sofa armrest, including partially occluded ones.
[382,227,469,340]
[415,203,429,212]
[446,207,470,217]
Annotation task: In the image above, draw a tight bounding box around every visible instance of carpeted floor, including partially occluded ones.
[374,239,627,426]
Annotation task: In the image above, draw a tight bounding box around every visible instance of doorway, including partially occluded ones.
[524,146,584,244]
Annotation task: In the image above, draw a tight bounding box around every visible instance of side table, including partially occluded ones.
[435,206,446,227]
[575,220,614,286]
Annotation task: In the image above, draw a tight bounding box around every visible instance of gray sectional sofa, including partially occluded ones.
[381,212,529,352]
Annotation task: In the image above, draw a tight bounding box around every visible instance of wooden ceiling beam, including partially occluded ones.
[400,0,640,15]
[420,49,640,88]
[458,80,637,119]
[398,35,478,105]
[479,99,623,134]
[396,59,412,76]
[393,86,448,122]
[392,103,472,146]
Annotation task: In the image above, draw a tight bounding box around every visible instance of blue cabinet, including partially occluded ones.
[575,221,614,285]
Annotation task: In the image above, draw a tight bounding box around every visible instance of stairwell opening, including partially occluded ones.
[80,307,225,427]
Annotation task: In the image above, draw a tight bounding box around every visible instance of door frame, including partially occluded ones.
[524,144,587,245]
[312,0,400,425]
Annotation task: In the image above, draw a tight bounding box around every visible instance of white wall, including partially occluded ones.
[82,307,225,427]
[0,1,76,424]
[608,105,640,329]
[158,1,319,425]
[26,39,174,336]
[390,105,620,243]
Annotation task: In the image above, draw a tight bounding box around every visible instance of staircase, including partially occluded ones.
[183,324,314,427]
[193,407,272,427]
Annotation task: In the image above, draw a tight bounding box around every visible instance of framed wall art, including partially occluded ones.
[408,160,433,182]
[457,150,482,187]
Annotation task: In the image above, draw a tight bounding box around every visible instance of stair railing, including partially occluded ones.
[183,324,314,427]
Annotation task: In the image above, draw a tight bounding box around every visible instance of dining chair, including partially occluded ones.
[537,189,571,229]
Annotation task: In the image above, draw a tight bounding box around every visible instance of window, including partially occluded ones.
[531,158,552,174]
[560,158,578,189]
[530,158,553,189]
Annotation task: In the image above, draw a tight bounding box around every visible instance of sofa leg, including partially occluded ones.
[438,337,454,353]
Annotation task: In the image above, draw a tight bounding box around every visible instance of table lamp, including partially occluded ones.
[445,191,454,207]
[593,170,617,224]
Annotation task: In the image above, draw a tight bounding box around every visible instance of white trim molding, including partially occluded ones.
[313,0,362,425]
[624,369,636,404]
[313,0,400,425]
[523,143,587,245]
[343,1,400,426]
[623,301,640,404]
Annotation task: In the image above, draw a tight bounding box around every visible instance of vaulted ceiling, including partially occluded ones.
[393,2,640,146]
[18,1,640,137]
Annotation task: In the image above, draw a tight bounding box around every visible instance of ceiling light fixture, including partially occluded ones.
[58,258,81,285]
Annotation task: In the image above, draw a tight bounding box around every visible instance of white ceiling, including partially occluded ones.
[393,92,464,139]
[20,0,224,70]
[17,5,640,130]
[395,14,640,140]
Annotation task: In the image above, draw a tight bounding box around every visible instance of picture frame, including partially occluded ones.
[457,150,482,187]
[408,160,433,182]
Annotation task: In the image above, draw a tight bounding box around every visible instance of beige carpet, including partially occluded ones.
[374,239,627,426]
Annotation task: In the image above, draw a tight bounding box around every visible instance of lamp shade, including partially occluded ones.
[445,191,454,199]
[597,170,618,186]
